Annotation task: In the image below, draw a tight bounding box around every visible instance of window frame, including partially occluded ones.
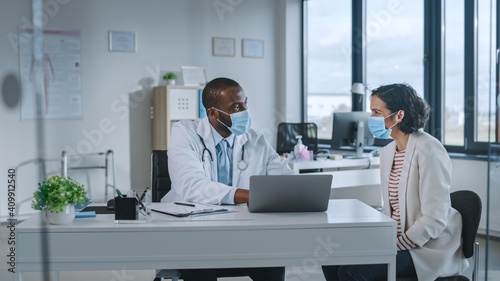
[497,0,500,144]
[440,0,498,154]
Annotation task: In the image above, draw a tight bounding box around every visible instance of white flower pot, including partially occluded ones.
[167,79,176,85]
[45,204,75,225]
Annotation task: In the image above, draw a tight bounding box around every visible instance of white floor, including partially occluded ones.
[1,224,498,281]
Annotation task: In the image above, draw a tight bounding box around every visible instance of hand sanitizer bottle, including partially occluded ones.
[294,135,305,160]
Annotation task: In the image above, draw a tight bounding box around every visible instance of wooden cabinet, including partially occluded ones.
[152,85,204,150]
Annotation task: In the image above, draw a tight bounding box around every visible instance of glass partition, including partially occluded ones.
[486,143,500,280]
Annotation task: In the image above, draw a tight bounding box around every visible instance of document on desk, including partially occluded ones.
[151,202,236,217]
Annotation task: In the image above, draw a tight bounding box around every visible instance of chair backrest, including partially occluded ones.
[151,150,172,202]
[450,190,482,258]
[277,122,318,155]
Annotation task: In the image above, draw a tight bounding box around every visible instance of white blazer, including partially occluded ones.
[162,117,296,205]
[379,130,468,280]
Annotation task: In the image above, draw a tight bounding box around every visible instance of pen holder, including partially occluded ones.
[114,196,138,220]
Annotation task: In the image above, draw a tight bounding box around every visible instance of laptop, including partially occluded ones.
[248,174,333,213]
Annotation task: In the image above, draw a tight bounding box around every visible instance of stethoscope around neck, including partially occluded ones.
[198,136,248,171]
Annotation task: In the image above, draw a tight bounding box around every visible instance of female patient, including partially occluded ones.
[322,84,468,280]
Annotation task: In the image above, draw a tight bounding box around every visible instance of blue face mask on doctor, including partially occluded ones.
[368,111,399,139]
[213,107,252,136]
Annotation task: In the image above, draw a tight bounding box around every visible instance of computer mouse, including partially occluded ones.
[107,199,115,210]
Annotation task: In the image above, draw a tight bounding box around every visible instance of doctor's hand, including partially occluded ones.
[234,189,249,204]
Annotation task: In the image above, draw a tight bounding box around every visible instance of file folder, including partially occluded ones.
[151,202,235,217]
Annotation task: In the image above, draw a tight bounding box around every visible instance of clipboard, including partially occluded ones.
[151,202,235,217]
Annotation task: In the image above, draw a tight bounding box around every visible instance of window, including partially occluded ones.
[304,0,351,139]
[366,0,424,104]
[476,0,497,143]
[441,0,498,152]
[443,0,465,146]
[303,0,499,152]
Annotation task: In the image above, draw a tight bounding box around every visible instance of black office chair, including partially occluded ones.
[397,190,482,281]
[151,150,178,281]
[276,122,318,156]
[151,150,171,203]
[151,150,246,281]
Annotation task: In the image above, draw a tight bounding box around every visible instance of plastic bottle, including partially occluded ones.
[294,135,305,160]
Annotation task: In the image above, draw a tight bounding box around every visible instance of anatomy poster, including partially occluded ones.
[19,28,82,120]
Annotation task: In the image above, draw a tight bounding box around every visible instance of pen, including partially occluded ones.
[174,201,196,207]
[136,194,146,210]
[140,187,149,201]
[116,188,123,197]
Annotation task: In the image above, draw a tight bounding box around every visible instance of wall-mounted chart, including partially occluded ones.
[19,28,82,120]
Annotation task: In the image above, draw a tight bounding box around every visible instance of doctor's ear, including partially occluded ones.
[207,108,218,118]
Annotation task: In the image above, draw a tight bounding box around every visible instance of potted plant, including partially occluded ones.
[32,175,89,225]
[163,72,178,85]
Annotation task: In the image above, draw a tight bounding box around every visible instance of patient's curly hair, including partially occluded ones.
[371,83,430,134]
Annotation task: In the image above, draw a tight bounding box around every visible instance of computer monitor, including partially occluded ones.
[331,112,394,157]
[330,112,395,158]
[331,112,373,158]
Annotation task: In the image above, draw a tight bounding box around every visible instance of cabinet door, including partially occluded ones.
[169,88,199,120]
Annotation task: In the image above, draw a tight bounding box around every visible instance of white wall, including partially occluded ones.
[450,158,490,234]
[0,0,303,218]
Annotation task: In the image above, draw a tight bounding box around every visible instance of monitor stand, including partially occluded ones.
[344,120,366,159]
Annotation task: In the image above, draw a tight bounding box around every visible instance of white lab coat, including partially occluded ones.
[379,130,468,280]
[162,117,296,205]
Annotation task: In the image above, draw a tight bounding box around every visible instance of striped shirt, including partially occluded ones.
[389,150,418,251]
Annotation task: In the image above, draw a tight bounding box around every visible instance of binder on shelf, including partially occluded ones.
[199,89,206,118]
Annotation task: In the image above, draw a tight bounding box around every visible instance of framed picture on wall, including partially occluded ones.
[212,37,235,57]
[109,31,136,52]
[242,39,264,58]
[181,66,207,86]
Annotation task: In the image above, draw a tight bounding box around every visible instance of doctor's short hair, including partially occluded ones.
[202,77,242,110]
[371,83,430,134]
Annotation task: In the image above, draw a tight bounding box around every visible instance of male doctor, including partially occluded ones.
[162,77,295,281]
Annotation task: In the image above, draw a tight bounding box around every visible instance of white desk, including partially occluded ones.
[289,157,381,189]
[16,199,396,281]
